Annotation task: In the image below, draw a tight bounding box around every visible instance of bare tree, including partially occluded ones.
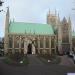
[0,0,4,6]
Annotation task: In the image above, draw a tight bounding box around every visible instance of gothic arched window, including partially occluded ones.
[9,36,13,48]
[40,37,43,48]
[46,37,49,48]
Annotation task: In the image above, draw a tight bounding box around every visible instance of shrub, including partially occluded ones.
[4,54,29,66]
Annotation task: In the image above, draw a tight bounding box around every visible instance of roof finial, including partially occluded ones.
[62,17,67,23]
[13,18,14,22]
[58,13,59,18]
[58,13,60,22]
[6,6,9,17]
[34,30,35,35]
[55,9,57,16]
[25,30,26,34]
[68,16,71,24]
[49,8,50,15]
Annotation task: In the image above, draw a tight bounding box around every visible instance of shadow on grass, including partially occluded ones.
[38,54,61,64]
[3,53,29,66]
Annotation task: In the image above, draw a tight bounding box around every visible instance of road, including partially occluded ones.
[59,55,75,66]
[0,55,75,75]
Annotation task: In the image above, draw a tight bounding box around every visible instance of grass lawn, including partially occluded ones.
[3,54,29,66]
[38,54,61,64]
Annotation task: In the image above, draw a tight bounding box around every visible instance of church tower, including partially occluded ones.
[61,17,72,53]
[4,7,10,54]
[47,9,58,30]
[47,9,72,54]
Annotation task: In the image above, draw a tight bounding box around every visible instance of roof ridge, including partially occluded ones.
[11,21,48,25]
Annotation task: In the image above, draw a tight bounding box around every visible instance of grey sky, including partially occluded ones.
[0,0,74,37]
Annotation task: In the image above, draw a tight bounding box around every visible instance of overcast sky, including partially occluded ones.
[0,0,75,37]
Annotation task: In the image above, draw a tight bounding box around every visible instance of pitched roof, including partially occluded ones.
[9,22,54,35]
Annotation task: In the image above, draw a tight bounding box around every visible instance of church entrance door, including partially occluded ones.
[27,43,32,54]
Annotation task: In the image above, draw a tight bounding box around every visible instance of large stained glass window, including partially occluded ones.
[45,37,49,48]
[40,37,43,48]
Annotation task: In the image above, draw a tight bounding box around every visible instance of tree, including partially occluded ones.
[0,0,4,6]
[0,37,4,49]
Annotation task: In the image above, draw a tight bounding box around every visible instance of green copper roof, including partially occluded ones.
[9,22,54,35]
[72,32,75,37]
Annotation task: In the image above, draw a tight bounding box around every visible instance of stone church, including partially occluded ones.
[4,7,75,55]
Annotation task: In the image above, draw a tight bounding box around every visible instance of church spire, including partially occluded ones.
[58,13,60,21]
[62,17,67,24]
[68,16,71,25]
[49,9,50,15]
[4,7,10,54]
[6,7,9,17]
[5,7,10,30]
[47,9,51,24]
[55,9,57,16]
[57,13,60,24]
[47,8,50,16]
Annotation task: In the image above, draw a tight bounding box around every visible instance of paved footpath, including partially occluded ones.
[59,55,75,66]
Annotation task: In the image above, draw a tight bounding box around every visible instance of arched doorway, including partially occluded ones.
[27,43,32,54]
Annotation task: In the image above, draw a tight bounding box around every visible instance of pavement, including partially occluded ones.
[0,55,75,75]
[59,55,75,66]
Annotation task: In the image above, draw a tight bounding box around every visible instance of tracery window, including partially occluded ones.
[35,38,38,48]
[14,36,19,48]
[21,37,24,48]
[40,37,43,48]
[45,37,49,48]
[51,37,55,48]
